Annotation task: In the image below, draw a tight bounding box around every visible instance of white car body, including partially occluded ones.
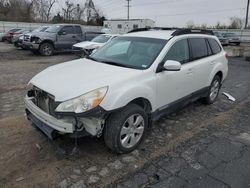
[73,34,119,51]
[25,29,228,152]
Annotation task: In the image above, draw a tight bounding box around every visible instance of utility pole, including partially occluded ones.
[126,0,131,20]
[245,0,250,29]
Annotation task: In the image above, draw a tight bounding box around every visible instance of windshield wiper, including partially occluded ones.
[86,56,98,62]
[99,60,131,68]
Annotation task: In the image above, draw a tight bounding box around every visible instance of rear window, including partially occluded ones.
[189,38,208,60]
[208,38,221,54]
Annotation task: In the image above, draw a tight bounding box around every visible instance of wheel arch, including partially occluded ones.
[127,97,152,114]
[39,40,55,49]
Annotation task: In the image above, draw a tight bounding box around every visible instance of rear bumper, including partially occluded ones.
[24,96,74,134]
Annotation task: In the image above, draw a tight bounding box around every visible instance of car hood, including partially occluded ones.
[30,58,142,101]
[73,41,103,50]
[32,32,55,39]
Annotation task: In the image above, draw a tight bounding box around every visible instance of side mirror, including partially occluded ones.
[163,60,181,71]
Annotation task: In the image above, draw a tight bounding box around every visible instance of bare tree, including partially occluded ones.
[228,17,244,29]
[186,20,195,29]
[34,0,55,22]
[45,0,55,21]
[62,0,75,21]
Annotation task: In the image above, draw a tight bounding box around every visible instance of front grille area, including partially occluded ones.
[24,34,30,42]
[33,88,59,117]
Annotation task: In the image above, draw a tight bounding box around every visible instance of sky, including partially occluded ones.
[54,0,247,27]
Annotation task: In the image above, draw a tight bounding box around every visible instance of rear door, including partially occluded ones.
[188,37,212,91]
[74,26,83,43]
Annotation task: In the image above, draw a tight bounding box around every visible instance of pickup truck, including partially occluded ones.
[23,24,103,56]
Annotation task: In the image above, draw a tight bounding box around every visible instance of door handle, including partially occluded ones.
[72,36,76,38]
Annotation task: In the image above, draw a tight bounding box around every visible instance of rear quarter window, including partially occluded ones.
[189,38,208,60]
[208,38,221,54]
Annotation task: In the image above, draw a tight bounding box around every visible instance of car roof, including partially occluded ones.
[123,30,214,40]
[55,23,81,26]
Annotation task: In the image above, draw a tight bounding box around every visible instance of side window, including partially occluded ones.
[206,40,213,56]
[75,26,82,34]
[189,38,208,60]
[61,26,74,34]
[133,24,138,29]
[164,39,190,64]
[208,38,221,54]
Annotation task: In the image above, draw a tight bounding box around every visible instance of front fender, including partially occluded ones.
[100,84,156,112]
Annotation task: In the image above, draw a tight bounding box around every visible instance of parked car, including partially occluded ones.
[2,28,22,42]
[24,28,228,153]
[12,29,32,47]
[23,24,103,56]
[72,34,119,57]
[22,26,49,49]
[222,32,241,46]
[213,31,228,46]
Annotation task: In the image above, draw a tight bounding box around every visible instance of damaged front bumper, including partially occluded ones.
[25,96,74,135]
[25,96,108,139]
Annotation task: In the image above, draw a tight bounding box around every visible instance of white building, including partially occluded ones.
[103,19,155,34]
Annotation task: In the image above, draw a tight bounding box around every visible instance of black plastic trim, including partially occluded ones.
[151,86,210,121]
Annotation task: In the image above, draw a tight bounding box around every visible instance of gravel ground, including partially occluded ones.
[0,42,250,188]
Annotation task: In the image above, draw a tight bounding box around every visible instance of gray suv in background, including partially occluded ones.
[222,32,241,46]
[24,24,103,56]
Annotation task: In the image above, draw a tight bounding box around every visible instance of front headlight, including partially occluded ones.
[55,87,108,113]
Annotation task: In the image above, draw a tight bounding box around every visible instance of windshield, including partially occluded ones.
[214,32,223,37]
[91,35,112,43]
[90,37,167,69]
[33,26,48,32]
[45,25,61,33]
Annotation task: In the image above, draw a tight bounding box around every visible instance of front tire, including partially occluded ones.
[104,104,148,154]
[202,75,221,104]
[39,42,54,56]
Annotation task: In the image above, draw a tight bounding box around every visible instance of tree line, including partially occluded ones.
[186,17,245,29]
[0,0,106,26]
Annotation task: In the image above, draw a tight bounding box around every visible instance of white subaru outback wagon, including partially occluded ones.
[25,28,228,153]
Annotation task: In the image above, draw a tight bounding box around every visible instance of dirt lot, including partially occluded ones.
[0,42,250,188]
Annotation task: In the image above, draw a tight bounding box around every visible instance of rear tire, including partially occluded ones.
[104,103,148,154]
[39,42,54,56]
[202,75,221,104]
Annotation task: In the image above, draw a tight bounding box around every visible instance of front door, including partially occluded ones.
[156,38,196,110]
[56,26,77,50]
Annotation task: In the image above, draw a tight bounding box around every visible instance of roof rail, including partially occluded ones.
[128,27,214,36]
[172,29,214,36]
[128,27,176,33]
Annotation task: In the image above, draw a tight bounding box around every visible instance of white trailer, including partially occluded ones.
[103,19,155,34]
